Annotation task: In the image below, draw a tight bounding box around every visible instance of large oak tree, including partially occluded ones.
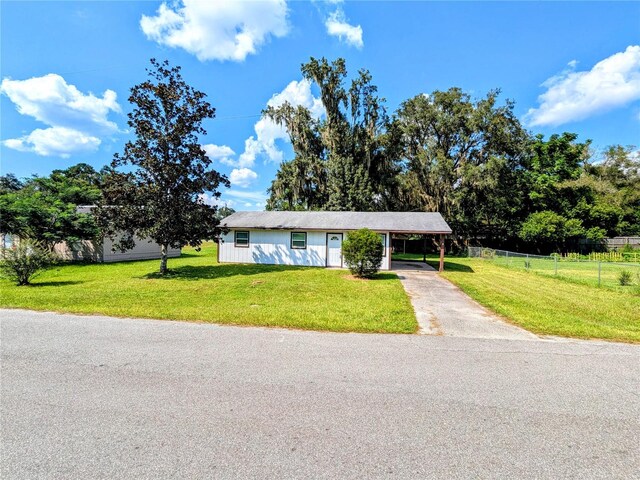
[266,57,400,211]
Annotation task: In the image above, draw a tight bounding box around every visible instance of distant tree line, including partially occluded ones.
[266,57,639,253]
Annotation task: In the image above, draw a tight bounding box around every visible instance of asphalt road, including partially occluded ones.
[1,309,639,479]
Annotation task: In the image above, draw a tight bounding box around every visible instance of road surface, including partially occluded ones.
[1,309,639,479]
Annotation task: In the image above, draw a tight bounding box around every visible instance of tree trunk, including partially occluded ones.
[159,244,168,275]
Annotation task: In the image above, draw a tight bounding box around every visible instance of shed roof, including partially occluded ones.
[221,211,452,234]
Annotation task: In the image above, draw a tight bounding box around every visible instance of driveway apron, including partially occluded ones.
[393,261,539,340]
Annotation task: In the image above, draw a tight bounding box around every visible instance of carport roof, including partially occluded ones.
[221,211,452,234]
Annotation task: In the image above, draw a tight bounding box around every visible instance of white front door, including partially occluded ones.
[326,233,343,267]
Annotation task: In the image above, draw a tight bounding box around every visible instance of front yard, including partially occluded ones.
[0,243,417,334]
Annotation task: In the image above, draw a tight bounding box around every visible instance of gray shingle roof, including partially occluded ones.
[221,211,452,234]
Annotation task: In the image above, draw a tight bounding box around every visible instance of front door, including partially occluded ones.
[326,233,343,267]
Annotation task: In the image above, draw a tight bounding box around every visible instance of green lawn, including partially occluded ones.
[391,252,429,262]
[488,254,640,292]
[0,243,417,334]
[428,257,640,343]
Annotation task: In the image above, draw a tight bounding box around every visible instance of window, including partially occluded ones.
[291,232,307,249]
[379,233,387,256]
[235,231,249,247]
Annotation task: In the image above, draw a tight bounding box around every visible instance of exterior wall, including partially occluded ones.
[102,237,181,263]
[55,237,180,263]
[54,240,103,262]
[219,229,391,270]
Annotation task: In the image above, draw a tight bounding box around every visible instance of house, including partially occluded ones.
[219,211,452,271]
[54,206,181,263]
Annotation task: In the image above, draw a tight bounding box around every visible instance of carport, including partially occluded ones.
[384,213,453,272]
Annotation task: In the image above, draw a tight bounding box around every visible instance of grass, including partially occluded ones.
[427,257,640,343]
[0,243,417,334]
[391,252,429,262]
[489,255,640,292]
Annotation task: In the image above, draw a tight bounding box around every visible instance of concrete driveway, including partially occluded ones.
[393,261,539,339]
[2,309,639,479]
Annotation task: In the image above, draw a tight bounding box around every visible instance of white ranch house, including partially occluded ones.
[219,211,452,271]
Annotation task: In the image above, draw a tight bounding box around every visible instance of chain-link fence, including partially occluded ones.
[468,247,640,291]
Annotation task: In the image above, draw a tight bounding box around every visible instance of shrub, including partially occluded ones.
[342,228,384,278]
[618,270,633,286]
[0,240,57,286]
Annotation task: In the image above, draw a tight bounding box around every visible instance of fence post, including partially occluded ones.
[554,255,558,275]
[598,261,601,287]
[506,250,509,266]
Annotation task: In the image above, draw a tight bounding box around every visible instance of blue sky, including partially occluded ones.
[2,1,639,210]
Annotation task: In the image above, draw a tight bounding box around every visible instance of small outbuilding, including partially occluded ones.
[219,211,452,271]
[54,206,181,263]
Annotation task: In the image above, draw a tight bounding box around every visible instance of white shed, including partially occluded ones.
[55,237,181,263]
[54,206,181,263]
[219,211,452,271]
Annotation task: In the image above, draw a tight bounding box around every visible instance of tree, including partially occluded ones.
[266,57,400,211]
[395,88,530,247]
[0,165,101,251]
[342,228,384,278]
[519,210,584,252]
[524,133,591,215]
[215,205,236,221]
[0,174,23,194]
[583,144,640,236]
[96,59,229,274]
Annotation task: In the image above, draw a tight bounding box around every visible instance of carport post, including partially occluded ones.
[439,234,445,272]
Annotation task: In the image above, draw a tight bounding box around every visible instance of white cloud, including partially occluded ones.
[203,143,236,166]
[230,167,258,188]
[225,189,267,202]
[325,8,363,49]
[1,74,120,157]
[4,127,101,158]
[215,189,267,211]
[525,45,640,127]
[238,79,324,167]
[140,0,289,62]
[199,192,234,209]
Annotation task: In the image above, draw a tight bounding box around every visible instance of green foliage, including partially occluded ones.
[394,88,530,245]
[0,165,101,250]
[519,210,584,251]
[96,59,229,274]
[215,205,236,221]
[266,57,399,211]
[618,270,633,286]
[0,240,57,286]
[342,228,384,278]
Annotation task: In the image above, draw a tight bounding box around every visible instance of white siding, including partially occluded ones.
[54,240,103,261]
[219,229,390,270]
[102,237,181,263]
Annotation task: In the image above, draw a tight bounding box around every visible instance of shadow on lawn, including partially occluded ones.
[30,280,84,287]
[372,273,399,281]
[142,263,311,281]
[426,260,475,273]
